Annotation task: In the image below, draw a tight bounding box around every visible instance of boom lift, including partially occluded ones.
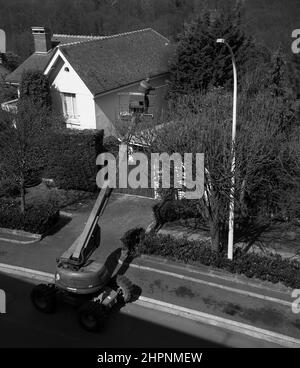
[30,116,140,332]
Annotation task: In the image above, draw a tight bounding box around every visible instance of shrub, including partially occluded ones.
[120,227,146,253]
[0,198,60,234]
[44,129,104,192]
[152,198,203,224]
[138,233,300,289]
[0,178,20,198]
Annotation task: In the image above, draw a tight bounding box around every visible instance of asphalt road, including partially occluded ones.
[0,272,281,348]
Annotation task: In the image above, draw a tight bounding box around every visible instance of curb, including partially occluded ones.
[0,227,41,245]
[0,262,298,348]
[0,263,54,283]
[118,259,292,307]
[0,211,73,245]
[114,192,158,201]
[138,254,293,295]
[137,297,300,348]
[60,211,73,218]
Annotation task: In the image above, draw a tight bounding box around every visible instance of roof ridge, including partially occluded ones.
[53,28,152,40]
[59,28,169,49]
[53,33,103,39]
[99,28,153,39]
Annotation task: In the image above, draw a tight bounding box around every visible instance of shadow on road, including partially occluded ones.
[0,271,224,348]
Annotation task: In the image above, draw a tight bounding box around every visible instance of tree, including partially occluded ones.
[131,89,300,252]
[287,54,300,125]
[0,70,64,213]
[19,70,52,108]
[0,52,22,72]
[168,6,269,98]
[0,75,18,104]
[0,99,52,213]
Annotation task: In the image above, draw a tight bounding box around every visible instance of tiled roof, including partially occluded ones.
[58,28,170,95]
[5,28,170,92]
[5,50,55,83]
[5,33,101,84]
[52,34,104,47]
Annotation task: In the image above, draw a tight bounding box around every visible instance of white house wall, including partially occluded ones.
[47,52,96,129]
[94,74,169,137]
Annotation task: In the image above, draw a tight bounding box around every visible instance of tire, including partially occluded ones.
[78,301,106,332]
[31,284,57,313]
[116,275,134,303]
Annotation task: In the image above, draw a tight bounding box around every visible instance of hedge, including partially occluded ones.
[152,198,203,224]
[43,129,104,192]
[0,178,20,198]
[0,198,60,234]
[137,233,300,289]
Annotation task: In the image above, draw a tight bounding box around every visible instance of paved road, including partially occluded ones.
[0,273,281,348]
[0,193,155,273]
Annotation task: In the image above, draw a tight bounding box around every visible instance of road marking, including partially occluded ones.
[0,262,298,347]
[120,260,292,307]
[136,296,300,348]
[141,255,291,295]
[0,263,54,283]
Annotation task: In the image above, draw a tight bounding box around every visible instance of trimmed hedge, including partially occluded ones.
[152,198,203,224]
[138,233,300,289]
[44,129,104,192]
[0,198,60,234]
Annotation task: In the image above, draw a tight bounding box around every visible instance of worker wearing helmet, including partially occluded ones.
[138,77,155,113]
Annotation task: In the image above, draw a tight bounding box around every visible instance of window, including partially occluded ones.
[61,93,77,119]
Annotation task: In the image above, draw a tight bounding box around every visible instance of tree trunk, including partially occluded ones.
[209,219,220,252]
[20,175,25,215]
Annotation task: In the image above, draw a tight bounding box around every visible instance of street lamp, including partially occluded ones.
[216,38,237,261]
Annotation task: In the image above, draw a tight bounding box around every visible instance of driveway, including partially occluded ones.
[0,193,155,273]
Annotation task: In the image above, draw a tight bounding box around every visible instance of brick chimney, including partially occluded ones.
[31,26,52,53]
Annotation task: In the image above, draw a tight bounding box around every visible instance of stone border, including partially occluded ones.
[0,227,41,244]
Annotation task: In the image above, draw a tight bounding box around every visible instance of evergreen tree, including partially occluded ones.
[169,6,267,97]
[287,54,300,124]
[268,47,287,98]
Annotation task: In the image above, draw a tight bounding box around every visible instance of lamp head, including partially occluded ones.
[216,38,225,44]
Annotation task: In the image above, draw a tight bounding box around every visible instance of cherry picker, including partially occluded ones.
[30,116,140,332]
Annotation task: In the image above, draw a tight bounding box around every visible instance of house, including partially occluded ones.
[5,27,171,136]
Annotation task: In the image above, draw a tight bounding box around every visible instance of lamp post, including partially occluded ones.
[216,38,237,261]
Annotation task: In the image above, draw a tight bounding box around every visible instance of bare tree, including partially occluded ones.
[127,88,300,252]
[0,98,55,213]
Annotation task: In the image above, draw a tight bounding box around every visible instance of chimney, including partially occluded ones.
[0,29,6,64]
[31,26,52,53]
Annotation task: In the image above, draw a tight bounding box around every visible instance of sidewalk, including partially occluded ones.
[0,193,299,345]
